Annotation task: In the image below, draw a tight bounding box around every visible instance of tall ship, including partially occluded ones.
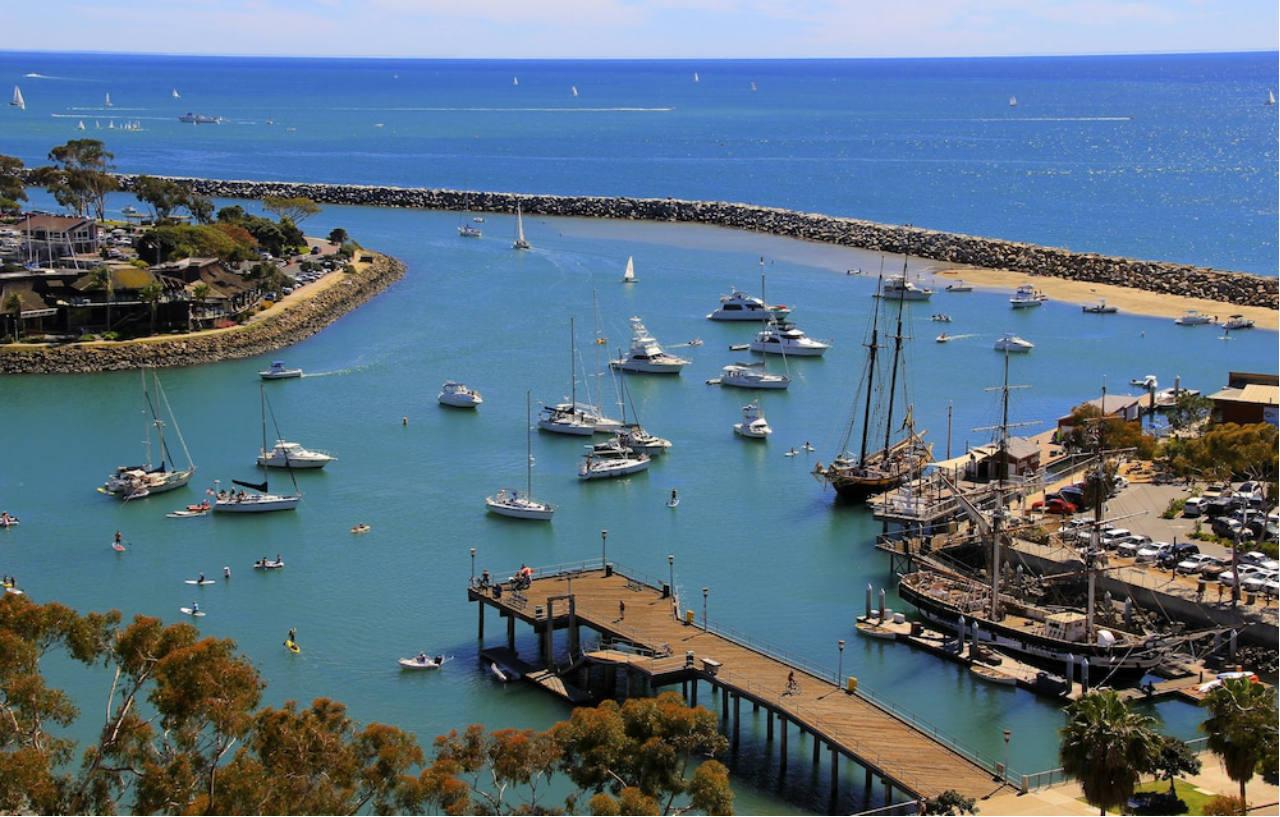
[100,371,197,500]
[815,268,930,502]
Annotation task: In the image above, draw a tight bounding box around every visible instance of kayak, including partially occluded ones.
[184,579,217,586]
[399,655,449,671]
[351,524,371,535]
[179,607,206,617]
[284,640,301,654]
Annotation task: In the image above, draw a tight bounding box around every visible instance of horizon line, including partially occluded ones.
[2,47,1277,62]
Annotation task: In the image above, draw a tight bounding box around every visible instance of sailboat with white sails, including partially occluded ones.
[512,204,531,250]
[621,256,635,283]
[486,392,555,520]
[10,86,25,110]
[212,387,301,513]
[100,370,197,500]
[539,318,618,435]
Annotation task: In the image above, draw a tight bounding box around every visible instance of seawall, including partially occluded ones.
[116,174,1278,310]
[0,253,404,375]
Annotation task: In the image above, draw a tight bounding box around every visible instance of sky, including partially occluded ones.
[8,0,1279,59]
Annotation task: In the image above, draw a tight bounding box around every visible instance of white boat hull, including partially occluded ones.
[260,370,303,380]
[485,497,555,520]
[748,341,828,357]
[213,495,300,513]
[721,376,789,390]
[103,468,195,498]
[257,453,331,469]
[438,393,483,408]
[611,359,686,374]
[538,418,595,436]
[734,423,771,439]
[579,458,651,480]
[1010,300,1044,309]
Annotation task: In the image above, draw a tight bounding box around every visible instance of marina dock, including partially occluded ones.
[468,563,1004,805]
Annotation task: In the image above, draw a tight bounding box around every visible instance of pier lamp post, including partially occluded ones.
[469,547,476,581]
[667,554,674,596]
[1002,729,1012,783]
[702,587,709,632]
[837,640,846,689]
[600,529,608,569]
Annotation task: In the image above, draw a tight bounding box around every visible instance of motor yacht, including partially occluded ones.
[706,289,790,321]
[438,381,484,408]
[617,425,672,455]
[1223,314,1255,330]
[256,440,335,469]
[877,275,933,301]
[1129,375,1158,390]
[748,322,830,357]
[1174,310,1215,326]
[259,361,303,380]
[457,224,482,238]
[945,281,973,292]
[610,317,690,373]
[717,362,790,390]
[993,333,1034,353]
[1009,284,1047,308]
[578,439,650,480]
[733,402,772,439]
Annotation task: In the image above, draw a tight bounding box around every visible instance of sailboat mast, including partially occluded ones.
[141,369,152,467]
[525,390,533,497]
[1086,384,1107,641]
[569,317,576,409]
[990,350,1011,621]
[881,248,910,452]
[857,274,884,462]
[759,257,766,306]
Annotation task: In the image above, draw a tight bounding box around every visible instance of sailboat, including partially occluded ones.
[571,85,579,97]
[77,120,85,131]
[1008,95,1017,108]
[1268,90,1277,106]
[750,81,758,92]
[486,392,555,520]
[10,86,24,110]
[100,370,197,500]
[104,92,112,108]
[512,204,531,250]
[513,76,519,86]
[693,71,700,83]
[815,262,931,502]
[171,88,181,99]
[621,256,635,283]
[614,367,672,455]
[213,387,301,513]
[539,317,618,435]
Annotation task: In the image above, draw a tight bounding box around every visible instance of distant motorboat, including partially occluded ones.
[930,314,951,323]
[877,275,933,301]
[399,654,449,671]
[259,361,303,380]
[935,333,951,343]
[1010,284,1047,308]
[10,85,25,110]
[707,287,790,321]
[993,333,1034,353]
[622,256,636,283]
[578,438,650,480]
[457,223,482,238]
[438,381,484,408]
[717,362,790,390]
[945,281,972,292]
[733,402,772,439]
[257,440,335,469]
[178,112,220,124]
[1082,300,1117,314]
[1130,375,1158,389]
[1174,310,1215,326]
[1223,314,1255,330]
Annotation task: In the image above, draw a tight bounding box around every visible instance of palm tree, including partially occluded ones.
[139,282,164,336]
[1059,690,1161,815]
[3,292,22,342]
[1203,678,1278,812]
[88,266,113,331]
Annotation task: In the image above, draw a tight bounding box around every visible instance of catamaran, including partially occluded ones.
[100,370,197,500]
[10,86,24,110]
[512,204,531,250]
[816,270,931,502]
[486,392,555,520]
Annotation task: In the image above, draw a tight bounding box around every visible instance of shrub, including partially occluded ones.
[1201,794,1245,815]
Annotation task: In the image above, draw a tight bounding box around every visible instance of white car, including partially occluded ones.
[1232,481,1264,507]
[1219,564,1267,588]
[1135,542,1173,563]
[1176,554,1221,575]
[1114,535,1152,558]
[1100,528,1132,549]
[1182,496,1206,517]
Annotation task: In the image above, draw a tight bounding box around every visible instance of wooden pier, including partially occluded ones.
[467,563,1004,805]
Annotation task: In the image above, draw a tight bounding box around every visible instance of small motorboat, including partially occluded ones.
[259,361,303,380]
[457,224,482,238]
[1009,284,1047,309]
[1224,314,1255,330]
[350,523,371,535]
[686,338,704,347]
[1130,375,1158,389]
[733,402,772,439]
[1082,300,1117,314]
[179,606,206,617]
[472,216,485,224]
[930,314,952,323]
[258,440,335,469]
[945,281,973,292]
[399,653,449,670]
[253,558,286,570]
[1174,310,1215,326]
[717,363,790,390]
[936,333,950,343]
[438,381,484,408]
[993,333,1034,353]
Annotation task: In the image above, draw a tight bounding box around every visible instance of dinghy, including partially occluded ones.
[398,654,450,670]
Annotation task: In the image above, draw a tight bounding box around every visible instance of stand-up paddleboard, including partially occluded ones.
[184,579,216,586]
[667,498,680,508]
[112,542,126,552]
[179,607,205,617]
[284,640,301,654]
[3,586,24,595]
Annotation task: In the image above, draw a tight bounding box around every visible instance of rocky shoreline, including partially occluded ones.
[0,253,404,375]
[108,174,1277,310]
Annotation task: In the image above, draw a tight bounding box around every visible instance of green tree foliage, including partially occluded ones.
[216,206,299,256]
[0,154,26,211]
[184,193,214,224]
[328,227,349,243]
[263,195,321,224]
[1060,404,1157,459]
[132,175,185,222]
[1167,392,1214,432]
[137,225,255,264]
[1202,794,1247,815]
[1162,423,1278,484]
[1152,736,1201,797]
[35,139,118,220]
[920,789,978,815]
[139,282,163,335]
[1059,690,1161,816]
[1201,678,1279,811]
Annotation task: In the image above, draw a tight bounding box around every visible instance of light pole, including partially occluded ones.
[1002,729,1012,783]
[600,529,608,569]
[837,639,846,689]
[702,587,709,632]
[667,554,675,596]
[469,547,476,581]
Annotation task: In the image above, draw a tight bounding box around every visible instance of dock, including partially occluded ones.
[467,562,1005,805]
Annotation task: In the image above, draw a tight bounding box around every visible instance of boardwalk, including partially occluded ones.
[468,565,1002,803]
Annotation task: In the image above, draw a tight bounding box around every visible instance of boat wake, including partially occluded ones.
[23,72,95,81]
[971,116,1133,122]
[330,106,674,113]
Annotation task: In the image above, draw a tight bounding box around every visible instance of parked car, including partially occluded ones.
[1219,564,1268,588]
[1099,528,1132,549]
[1159,542,1200,569]
[1212,517,1254,540]
[1201,483,1228,500]
[1176,553,1221,574]
[1203,498,1235,518]
[1113,535,1152,558]
[1044,498,1077,515]
[1233,481,1265,508]
[1182,496,1206,518]
[1229,510,1267,537]
[1263,576,1280,598]
[1135,541,1173,563]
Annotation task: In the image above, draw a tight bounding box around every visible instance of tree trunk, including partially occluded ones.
[1239,780,1246,814]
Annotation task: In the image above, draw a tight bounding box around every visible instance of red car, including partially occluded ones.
[1032,496,1077,514]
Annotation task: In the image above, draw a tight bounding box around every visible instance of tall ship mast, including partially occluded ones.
[815,253,931,502]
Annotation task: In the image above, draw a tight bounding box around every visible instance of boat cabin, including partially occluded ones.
[1044,611,1087,643]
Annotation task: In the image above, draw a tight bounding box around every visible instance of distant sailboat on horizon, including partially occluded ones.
[104,92,112,108]
[1268,90,1276,106]
[77,120,85,130]
[622,256,635,283]
[1009,95,1018,107]
[693,71,700,83]
[571,85,579,97]
[10,85,24,110]
[172,88,180,99]
[750,81,758,92]
[513,204,531,251]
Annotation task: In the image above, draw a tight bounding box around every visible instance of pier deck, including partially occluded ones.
[468,567,1000,802]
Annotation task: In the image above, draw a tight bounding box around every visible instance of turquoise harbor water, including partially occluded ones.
[2,195,1276,812]
[1,51,1277,273]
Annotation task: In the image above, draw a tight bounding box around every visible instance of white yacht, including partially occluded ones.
[718,362,790,390]
[259,361,303,380]
[706,289,791,322]
[257,441,334,469]
[486,392,555,521]
[1009,284,1047,308]
[749,322,830,357]
[1174,310,1215,326]
[610,317,690,374]
[457,223,482,238]
[993,333,1034,353]
[1223,314,1255,330]
[733,402,772,439]
[438,381,484,408]
[578,439,650,480]
[100,371,197,500]
[877,275,934,301]
[512,205,531,250]
[945,281,973,292]
[617,425,671,455]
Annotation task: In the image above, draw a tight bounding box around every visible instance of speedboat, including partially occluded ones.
[457,224,482,238]
[259,361,303,380]
[1174,310,1214,326]
[993,333,1034,353]
[486,489,556,520]
[1009,284,1047,308]
[748,322,830,357]
[930,314,951,323]
[706,289,791,322]
[1130,375,1158,389]
[257,440,335,469]
[877,275,933,301]
[252,557,285,570]
[438,381,484,408]
[717,363,790,390]
[1082,300,1117,314]
[578,439,650,480]
[1224,314,1255,330]
[610,317,690,373]
[733,402,772,439]
[935,333,950,343]
[945,281,973,292]
[399,653,449,670]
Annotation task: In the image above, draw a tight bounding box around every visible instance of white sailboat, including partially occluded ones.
[104,92,112,108]
[77,120,85,131]
[1009,95,1018,108]
[1268,90,1276,106]
[486,392,555,520]
[10,86,24,110]
[100,370,197,500]
[622,256,635,283]
[540,318,600,436]
[750,81,758,92]
[513,76,519,86]
[213,387,301,513]
[171,88,181,99]
[512,204,531,250]
[571,85,579,97]
[693,71,700,83]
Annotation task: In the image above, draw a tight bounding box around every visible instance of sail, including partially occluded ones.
[11,86,24,109]
[105,92,112,108]
[1269,90,1277,106]
[571,85,579,97]
[77,120,85,130]
[622,256,635,282]
[1009,95,1017,107]
[693,72,700,83]
[515,206,526,242]
[232,478,269,492]
[172,88,180,99]
[513,76,519,86]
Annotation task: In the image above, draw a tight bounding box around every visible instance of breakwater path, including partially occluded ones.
[120,174,1277,310]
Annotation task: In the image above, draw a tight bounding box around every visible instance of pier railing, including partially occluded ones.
[1019,737,1212,792]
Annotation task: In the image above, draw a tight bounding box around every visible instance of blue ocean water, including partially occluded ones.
[2,51,1277,273]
